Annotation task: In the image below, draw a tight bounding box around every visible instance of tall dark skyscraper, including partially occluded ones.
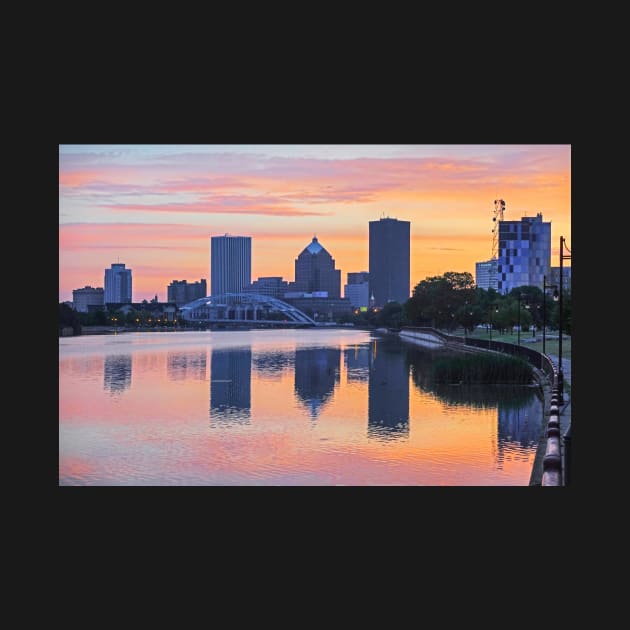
[210,235,251,296]
[369,218,410,307]
[293,236,341,298]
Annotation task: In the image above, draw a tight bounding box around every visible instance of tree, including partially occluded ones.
[376,301,406,329]
[58,303,81,335]
[406,271,476,329]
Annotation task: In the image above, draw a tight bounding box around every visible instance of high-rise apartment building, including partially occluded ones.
[293,236,341,298]
[210,235,251,296]
[167,279,207,306]
[369,218,410,307]
[549,266,571,292]
[497,213,551,293]
[104,263,132,304]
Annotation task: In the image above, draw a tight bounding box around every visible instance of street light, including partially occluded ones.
[516,292,522,346]
[488,304,499,343]
[542,274,559,355]
[558,236,571,404]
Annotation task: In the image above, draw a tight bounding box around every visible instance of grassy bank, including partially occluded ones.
[447,328,572,360]
[430,353,533,384]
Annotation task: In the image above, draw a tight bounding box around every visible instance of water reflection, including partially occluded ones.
[344,345,370,382]
[294,347,340,419]
[368,339,409,441]
[406,344,543,468]
[497,395,542,467]
[253,351,294,380]
[167,351,207,381]
[103,354,132,395]
[210,348,251,424]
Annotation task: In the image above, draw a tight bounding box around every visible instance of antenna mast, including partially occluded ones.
[491,199,505,260]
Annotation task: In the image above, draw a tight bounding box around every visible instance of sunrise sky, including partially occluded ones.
[59,144,571,302]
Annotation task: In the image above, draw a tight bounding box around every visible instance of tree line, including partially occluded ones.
[349,271,571,334]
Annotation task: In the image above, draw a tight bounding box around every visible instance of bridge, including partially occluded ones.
[179,293,317,326]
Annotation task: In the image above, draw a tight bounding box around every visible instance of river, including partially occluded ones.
[59,329,542,485]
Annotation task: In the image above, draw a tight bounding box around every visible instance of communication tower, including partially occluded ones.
[491,199,506,259]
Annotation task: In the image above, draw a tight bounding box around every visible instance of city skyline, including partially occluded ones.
[59,144,571,302]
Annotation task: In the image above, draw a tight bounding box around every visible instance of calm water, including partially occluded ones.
[59,329,542,485]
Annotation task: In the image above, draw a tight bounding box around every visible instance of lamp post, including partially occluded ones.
[542,275,559,356]
[517,292,521,346]
[558,236,571,404]
[488,304,498,345]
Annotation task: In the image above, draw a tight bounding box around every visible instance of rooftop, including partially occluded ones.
[306,236,324,255]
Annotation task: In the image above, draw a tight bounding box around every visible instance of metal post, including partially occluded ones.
[542,275,547,355]
[517,293,521,346]
[563,425,571,486]
[558,237,564,404]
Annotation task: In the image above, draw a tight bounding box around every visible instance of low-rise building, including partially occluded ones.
[72,286,105,313]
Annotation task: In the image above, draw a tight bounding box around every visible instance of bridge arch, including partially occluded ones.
[179,293,317,325]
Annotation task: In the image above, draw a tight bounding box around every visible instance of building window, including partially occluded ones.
[509,265,513,272]
[532,234,537,242]
[497,265,502,272]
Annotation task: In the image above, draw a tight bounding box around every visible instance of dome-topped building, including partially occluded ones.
[293,236,341,298]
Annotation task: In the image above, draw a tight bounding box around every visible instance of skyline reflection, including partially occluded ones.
[368,339,409,441]
[167,351,207,381]
[294,347,340,419]
[103,354,132,395]
[210,348,251,425]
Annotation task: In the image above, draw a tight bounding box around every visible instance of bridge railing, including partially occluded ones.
[400,327,562,486]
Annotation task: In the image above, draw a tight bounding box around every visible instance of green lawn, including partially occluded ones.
[450,327,571,360]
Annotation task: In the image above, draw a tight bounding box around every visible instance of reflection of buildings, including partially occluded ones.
[368,341,409,440]
[210,349,251,424]
[294,348,340,418]
[344,345,370,383]
[496,393,542,467]
[167,351,207,381]
[253,351,293,379]
[103,354,132,394]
